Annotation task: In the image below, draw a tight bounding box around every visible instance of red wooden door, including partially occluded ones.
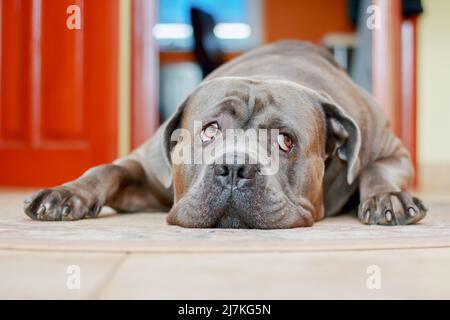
[0,0,119,187]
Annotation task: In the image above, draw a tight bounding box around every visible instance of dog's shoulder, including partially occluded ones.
[263,40,344,70]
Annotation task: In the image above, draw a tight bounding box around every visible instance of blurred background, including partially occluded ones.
[0,0,449,192]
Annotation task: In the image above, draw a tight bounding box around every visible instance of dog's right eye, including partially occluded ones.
[277,133,294,152]
[200,122,220,142]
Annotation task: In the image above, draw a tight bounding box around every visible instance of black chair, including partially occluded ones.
[190,7,225,78]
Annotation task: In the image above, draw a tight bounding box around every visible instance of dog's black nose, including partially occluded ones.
[214,163,258,186]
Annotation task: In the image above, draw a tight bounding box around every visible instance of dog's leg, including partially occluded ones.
[358,133,427,225]
[24,159,164,221]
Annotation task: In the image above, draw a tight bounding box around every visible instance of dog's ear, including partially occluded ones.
[150,96,189,189]
[318,93,362,185]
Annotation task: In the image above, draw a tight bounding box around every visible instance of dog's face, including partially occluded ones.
[163,77,360,229]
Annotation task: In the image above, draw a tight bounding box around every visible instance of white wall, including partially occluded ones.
[418,0,450,164]
[418,0,450,190]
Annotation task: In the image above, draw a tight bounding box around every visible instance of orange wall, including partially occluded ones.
[264,0,354,43]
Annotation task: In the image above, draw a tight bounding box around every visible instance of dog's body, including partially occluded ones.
[24,41,427,228]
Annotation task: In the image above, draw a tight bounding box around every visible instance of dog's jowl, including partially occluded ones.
[24,41,427,228]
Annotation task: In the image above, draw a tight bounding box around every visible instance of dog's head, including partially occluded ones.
[156,77,360,229]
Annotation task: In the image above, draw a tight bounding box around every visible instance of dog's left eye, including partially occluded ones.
[277,133,294,152]
[201,122,220,142]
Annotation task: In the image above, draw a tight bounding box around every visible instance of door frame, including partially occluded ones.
[372,0,418,187]
[130,0,159,150]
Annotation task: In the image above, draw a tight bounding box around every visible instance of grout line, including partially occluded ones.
[88,252,129,300]
[1,244,450,255]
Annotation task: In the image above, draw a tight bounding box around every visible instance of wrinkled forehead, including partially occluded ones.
[182,77,323,131]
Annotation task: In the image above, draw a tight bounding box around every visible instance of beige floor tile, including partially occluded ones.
[99,248,450,299]
[0,250,125,299]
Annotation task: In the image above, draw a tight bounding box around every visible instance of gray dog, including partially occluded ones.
[24,41,427,228]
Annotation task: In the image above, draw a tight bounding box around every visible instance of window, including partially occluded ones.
[154,0,262,51]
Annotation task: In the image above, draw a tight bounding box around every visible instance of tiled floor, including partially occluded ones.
[1,190,450,299]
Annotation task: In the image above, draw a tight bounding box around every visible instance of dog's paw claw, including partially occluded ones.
[407,207,417,217]
[62,205,71,217]
[385,210,393,222]
[358,191,427,226]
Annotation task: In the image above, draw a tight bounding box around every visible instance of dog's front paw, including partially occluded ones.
[358,191,427,225]
[24,187,102,221]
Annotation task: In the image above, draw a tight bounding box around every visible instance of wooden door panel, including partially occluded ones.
[0,0,30,143]
[41,0,85,141]
[0,0,119,187]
